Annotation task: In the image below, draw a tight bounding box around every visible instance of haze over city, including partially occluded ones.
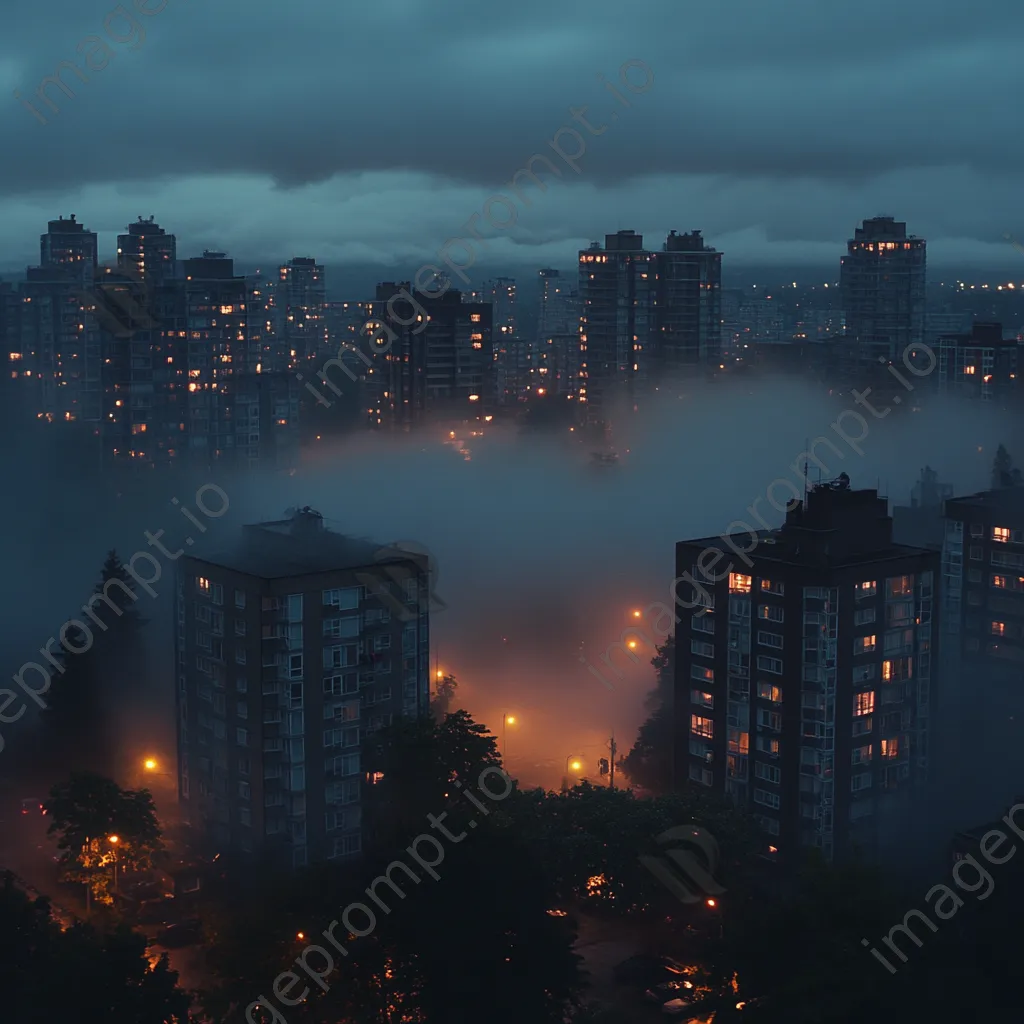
[2,2,1024,1022]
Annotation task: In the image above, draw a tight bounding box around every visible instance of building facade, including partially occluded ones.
[841,216,926,365]
[674,477,938,862]
[175,509,431,867]
[941,487,1024,820]
[656,229,722,372]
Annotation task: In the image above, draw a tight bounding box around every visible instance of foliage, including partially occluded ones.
[364,708,501,843]
[0,873,190,1022]
[38,624,115,781]
[991,443,1022,488]
[46,773,163,904]
[619,635,674,793]
[430,672,459,720]
[501,781,766,914]
[201,712,582,1024]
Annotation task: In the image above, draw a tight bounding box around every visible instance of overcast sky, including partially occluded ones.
[1,0,1022,276]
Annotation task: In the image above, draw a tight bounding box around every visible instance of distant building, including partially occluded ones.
[364,284,492,429]
[117,216,176,287]
[936,322,1020,402]
[479,277,521,402]
[278,258,327,370]
[674,476,938,863]
[941,487,1024,808]
[656,229,722,372]
[578,230,656,426]
[40,213,97,282]
[175,508,431,867]
[841,216,926,366]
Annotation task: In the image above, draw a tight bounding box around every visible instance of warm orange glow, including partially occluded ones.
[108,835,119,844]
[297,931,305,941]
[143,758,158,771]
[570,760,582,772]
[706,897,717,907]
[505,715,516,726]
[729,572,752,594]
[632,610,642,618]
[627,640,638,650]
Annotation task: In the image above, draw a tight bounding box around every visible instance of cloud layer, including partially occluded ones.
[2,0,1021,269]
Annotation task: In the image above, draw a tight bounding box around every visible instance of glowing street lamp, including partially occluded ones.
[107,836,120,896]
[501,712,517,761]
[566,755,583,776]
[144,758,157,771]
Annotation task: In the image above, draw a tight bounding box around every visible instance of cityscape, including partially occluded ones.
[2,2,1024,1022]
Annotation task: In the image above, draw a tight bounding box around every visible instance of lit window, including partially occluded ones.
[757,682,782,702]
[880,738,899,760]
[964,365,976,375]
[853,691,875,716]
[691,715,713,738]
[197,577,211,593]
[856,580,877,598]
[729,573,752,594]
[690,689,714,708]
[855,635,877,654]
[992,621,1006,636]
[993,527,1010,543]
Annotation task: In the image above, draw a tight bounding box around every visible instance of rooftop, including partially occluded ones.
[681,477,934,568]
[194,507,423,579]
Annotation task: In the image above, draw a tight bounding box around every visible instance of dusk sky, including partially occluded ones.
[2,0,1023,274]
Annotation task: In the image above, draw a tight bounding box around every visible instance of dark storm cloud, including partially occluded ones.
[1,0,1022,264]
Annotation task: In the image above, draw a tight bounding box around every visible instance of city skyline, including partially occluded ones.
[3,1,1024,273]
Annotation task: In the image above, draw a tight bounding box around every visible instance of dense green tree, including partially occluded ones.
[991,443,1022,488]
[46,773,163,906]
[38,625,115,780]
[202,713,582,1024]
[619,635,674,793]
[0,873,190,1021]
[430,672,459,720]
[365,708,501,842]
[503,781,765,915]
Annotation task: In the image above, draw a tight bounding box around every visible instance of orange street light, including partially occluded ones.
[144,758,158,771]
[108,835,119,844]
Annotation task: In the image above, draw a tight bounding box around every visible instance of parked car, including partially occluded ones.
[155,919,202,948]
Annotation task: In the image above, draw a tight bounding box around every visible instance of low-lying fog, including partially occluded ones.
[0,378,1017,804]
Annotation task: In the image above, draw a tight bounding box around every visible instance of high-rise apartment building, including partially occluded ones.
[363,284,492,429]
[841,216,926,365]
[535,269,580,398]
[657,230,722,371]
[17,215,103,423]
[578,230,656,426]
[40,214,97,281]
[175,508,431,867]
[936,322,1019,403]
[940,486,1024,819]
[279,258,327,370]
[578,229,723,426]
[478,277,520,402]
[116,216,177,287]
[674,476,938,862]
